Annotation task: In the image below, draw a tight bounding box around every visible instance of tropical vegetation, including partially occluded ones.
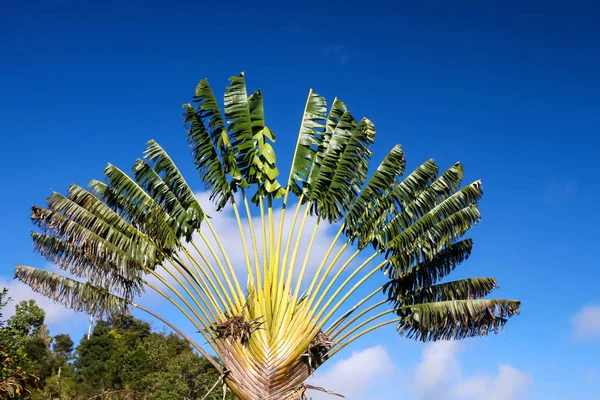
[14,73,520,399]
[0,291,228,399]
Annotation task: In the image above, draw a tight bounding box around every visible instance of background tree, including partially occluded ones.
[52,334,74,362]
[0,290,226,399]
[6,299,56,386]
[15,74,520,399]
[31,334,76,400]
[7,301,45,341]
[34,314,230,400]
[0,289,39,398]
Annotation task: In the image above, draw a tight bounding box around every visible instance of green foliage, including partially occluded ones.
[14,73,521,398]
[224,73,285,201]
[136,140,205,241]
[22,338,53,381]
[396,299,520,341]
[0,290,40,398]
[52,334,74,361]
[1,289,226,399]
[0,350,38,399]
[33,313,229,400]
[7,300,45,339]
[30,372,77,400]
[187,73,285,206]
[140,352,227,400]
[0,288,9,323]
[14,266,130,318]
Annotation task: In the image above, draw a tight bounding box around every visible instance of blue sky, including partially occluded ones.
[2,1,600,399]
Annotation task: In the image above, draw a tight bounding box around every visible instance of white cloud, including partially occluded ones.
[584,370,599,384]
[309,345,396,400]
[448,364,532,400]
[414,341,462,398]
[571,305,600,340]
[302,342,530,400]
[321,44,351,66]
[413,341,531,400]
[544,179,578,203]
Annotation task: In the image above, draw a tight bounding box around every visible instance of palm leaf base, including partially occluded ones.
[226,376,308,400]
[215,319,332,399]
[223,353,311,400]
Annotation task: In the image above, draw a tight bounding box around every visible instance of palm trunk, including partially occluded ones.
[224,363,309,400]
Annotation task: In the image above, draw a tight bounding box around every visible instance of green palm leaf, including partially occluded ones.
[397,162,465,228]
[47,192,142,253]
[132,157,201,242]
[390,159,439,209]
[384,204,481,276]
[383,239,474,290]
[31,232,143,298]
[305,109,354,199]
[224,73,284,203]
[344,144,405,238]
[381,180,483,253]
[91,164,179,251]
[352,158,439,248]
[224,73,254,184]
[289,90,327,197]
[247,89,285,202]
[390,277,498,306]
[183,104,233,210]
[14,265,129,317]
[67,184,155,247]
[143,140,205,226]
[31,206,147,280]
[396,299,520,341]
[193,79,230,160]
[376,163,469,248]
[311,117,375,222]
[324,98,348,137]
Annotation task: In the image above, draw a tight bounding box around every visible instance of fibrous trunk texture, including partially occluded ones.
[215,326,332,399]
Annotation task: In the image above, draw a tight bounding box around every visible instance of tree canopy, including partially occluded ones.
[0,289,229,399]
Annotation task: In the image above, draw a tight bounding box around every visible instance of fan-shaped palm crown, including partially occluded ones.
[15,73,519,399]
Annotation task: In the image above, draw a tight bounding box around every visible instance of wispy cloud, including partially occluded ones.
[544,179,578,203]
[322,45,351,66]
[584,370,600,384]
[449,364,532,400]
[309,345,397,399]
[413,341,532,400]
[571,305,600,340]
[282,23,304,33]
[306,341,531,400]
[414,341,462,398]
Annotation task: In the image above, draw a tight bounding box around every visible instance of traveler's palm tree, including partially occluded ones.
[16,74,519,399]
